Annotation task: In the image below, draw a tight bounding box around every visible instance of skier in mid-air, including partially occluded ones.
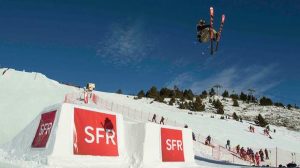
[196,19,218,43]
[196,7,225,55]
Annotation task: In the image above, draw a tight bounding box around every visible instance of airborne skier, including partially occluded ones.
[196,19,218,43]
[196,7,225,55]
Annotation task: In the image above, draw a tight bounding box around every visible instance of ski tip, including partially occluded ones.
[210,7,214,15]
[222,14,225,22]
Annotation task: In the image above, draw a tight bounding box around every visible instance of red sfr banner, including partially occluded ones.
[73,108,119,156]
[161,128,185,162]
[32,110,57,148]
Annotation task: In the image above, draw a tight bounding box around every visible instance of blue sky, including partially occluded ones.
[0,0,300,105]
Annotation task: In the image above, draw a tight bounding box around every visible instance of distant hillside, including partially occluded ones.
[134,87,300,131]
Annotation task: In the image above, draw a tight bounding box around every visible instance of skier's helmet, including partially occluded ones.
[199,19,206,25]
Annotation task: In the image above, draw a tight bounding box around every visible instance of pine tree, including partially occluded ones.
[116,89,123,94]
[222,90,229,97]
[232,112,239,121]
[274,102,284,107]
[256,114,268,127]
[213,99,224,114]
[239,92,247,102]
[154,96,164,102]
[209,88,216,96]
[184,102,189,109]
[200,90,208,98]
[180,96,185,102]
[217,108,224,114]
[230,94,239,100]
[188,101,193,110]
[160,88,172,98]
[137,90,145,99]
[169,97,175,105]
[260,96,273,106]
[146,86,159,99]
[251,95,257,103]
[247,95,256,103]
[232,99,239,107]
[183,89,194,100]
[173,85,183,98]
[179,102,186,109]
[287,104,292,110]
[193,97,205,112]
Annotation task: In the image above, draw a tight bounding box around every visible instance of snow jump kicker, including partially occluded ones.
[5,103,195,167]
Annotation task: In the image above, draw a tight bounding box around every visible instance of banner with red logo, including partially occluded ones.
[73,108,119,156]
[32,111,57,148]
[161,128,185,162]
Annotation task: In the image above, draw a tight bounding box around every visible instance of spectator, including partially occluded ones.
[151,114,157,123]
[255,152,260,166]
[259,149,264,161]
[246,148,251,158]
[101,118,114,134]
[266,125,270,131]
[249,125,255,133]
[264,128,270,136]
[192,132,196,141]
[225,139,231,150]
[205,135,211,145]
[236,145,240,154]
[265,148,269,160]
[249,148,255,163]
[240,147,246,159]
[159,116,165,125]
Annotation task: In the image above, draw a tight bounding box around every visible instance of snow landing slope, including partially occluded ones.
[0,68,300,167]
[0,68,78,144]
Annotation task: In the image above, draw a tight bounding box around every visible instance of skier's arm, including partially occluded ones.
[203,25,210,29]
[197,24,210,31]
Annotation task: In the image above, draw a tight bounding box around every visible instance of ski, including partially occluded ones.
[210,7,214,55]
[215,14,225,51]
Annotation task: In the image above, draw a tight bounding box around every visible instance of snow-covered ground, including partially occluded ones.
[0,68,299,167]
[94,91,300,165]
[213,96,300,131]
[0,68,78,145]
[95,91,300,152]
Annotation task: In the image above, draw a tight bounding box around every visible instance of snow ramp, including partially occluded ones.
[2,103,196,168]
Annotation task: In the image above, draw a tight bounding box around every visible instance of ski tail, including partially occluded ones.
[210,7,214,55]
[215,14,225,51]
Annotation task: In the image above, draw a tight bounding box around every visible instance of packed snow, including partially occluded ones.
[0,68,299,167]
[0,68,78,145]
[95,91,300,151]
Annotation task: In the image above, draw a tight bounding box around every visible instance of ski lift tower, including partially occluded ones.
[213,84,222,97]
